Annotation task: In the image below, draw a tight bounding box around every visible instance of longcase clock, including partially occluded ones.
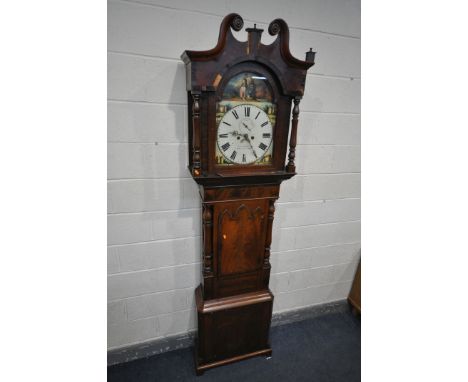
[181,13,315,375]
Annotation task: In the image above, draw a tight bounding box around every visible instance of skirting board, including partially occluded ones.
[108,299,349,366]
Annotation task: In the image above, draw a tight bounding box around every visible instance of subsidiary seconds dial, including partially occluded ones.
[217,104,273,164]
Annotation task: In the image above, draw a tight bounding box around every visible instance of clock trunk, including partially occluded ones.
[195,184,277,374]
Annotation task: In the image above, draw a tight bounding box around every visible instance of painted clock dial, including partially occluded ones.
[217,104,273,164]
[215,72,276,165]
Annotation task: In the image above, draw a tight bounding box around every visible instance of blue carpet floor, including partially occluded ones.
[108,310,360,381]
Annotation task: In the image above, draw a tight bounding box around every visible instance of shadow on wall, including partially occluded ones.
[139,59,200,338]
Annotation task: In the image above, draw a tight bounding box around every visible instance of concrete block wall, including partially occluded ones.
[108,0,361,350]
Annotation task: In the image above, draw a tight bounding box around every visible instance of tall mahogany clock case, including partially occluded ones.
[181,13,315,375]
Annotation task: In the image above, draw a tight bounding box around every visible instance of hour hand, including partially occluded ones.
[242,122,252,131]
[222,130,238,136]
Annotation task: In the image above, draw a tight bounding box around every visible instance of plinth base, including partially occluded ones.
[194,285,274,375]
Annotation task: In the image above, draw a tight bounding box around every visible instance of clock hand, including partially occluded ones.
[242,122,252,131]
[229,130,242,137]
[242,134,257,158]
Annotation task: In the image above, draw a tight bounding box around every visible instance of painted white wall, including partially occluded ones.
[108,0,361,350]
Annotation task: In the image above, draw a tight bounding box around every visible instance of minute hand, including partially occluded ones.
[243,134,257,158]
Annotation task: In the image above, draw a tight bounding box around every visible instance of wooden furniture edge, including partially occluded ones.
[195,345,272,375]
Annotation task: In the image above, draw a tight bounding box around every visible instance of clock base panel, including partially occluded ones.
[194,285,274,375]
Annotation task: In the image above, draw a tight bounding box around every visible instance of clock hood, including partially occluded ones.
[181,13,315,98]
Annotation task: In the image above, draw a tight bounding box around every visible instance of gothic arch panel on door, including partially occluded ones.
[215,200,268,277]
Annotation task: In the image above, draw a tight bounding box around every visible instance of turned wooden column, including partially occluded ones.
[262,200,275,286]
[191,92,201,177]
[286,97,301,173]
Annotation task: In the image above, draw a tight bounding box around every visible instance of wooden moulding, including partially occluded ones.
[194,346,272,376]
[195,285,273,313]
[201,184,280,202]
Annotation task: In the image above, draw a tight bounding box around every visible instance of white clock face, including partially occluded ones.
[217,104,273,165]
